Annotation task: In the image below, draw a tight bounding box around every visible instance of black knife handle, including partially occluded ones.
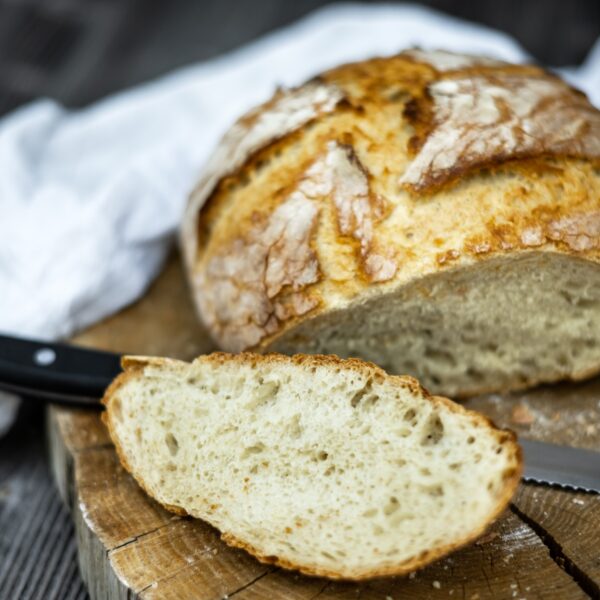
[0,334,122,405]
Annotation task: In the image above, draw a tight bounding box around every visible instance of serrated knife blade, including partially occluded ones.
[520,438,600,493]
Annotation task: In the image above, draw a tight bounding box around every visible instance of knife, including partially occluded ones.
[0,333,121,407]
[1,333,598,492]
[520,438,600,493]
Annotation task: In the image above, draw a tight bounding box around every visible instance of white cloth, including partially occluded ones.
[1,2,599,342]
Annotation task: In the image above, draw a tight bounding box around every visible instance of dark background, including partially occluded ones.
[0,1,598,598]
[1,0,599,116]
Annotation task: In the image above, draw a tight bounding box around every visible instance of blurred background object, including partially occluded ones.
[0,393,19,437]
[0,0,598,116]
[0,1,598,599]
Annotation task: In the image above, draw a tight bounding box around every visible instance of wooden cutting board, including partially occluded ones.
[48,251,600,600]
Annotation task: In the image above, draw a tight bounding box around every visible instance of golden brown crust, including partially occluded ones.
[102,351,522,580]
[182,49,600,386]
[400,73,600,192]
[195,177,323,351]
[194,137,403,351]
[181,81,345,274]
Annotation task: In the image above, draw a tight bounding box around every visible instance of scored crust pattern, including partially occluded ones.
[198,192,320,352]
[184,49,600,352]
[305,141,396,282]
[182,81,345,268]
[198,140,400,351]
[401,75,600,191]
[198,140,401,351]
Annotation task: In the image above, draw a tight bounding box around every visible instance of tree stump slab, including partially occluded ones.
[48,253,600,599]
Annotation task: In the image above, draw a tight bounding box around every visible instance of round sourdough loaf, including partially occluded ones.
[181,49,600,397]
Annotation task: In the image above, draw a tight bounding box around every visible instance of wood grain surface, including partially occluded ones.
[50,251,600,600]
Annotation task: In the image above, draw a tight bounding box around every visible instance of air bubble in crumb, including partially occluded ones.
[165,433,179,456]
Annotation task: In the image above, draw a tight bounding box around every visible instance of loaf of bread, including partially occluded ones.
[181,49,600,397]
[103,353,521,579]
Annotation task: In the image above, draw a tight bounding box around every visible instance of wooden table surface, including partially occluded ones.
[46,253,600,600]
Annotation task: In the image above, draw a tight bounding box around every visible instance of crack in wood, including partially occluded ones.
[308,580,330,600]
[71,443,115,454]
[131,540,260,598]
[510,504,598,599]
[107,520,180,553]
[134,543,243,597]
[225,568,275,598]
[481,561,493,596]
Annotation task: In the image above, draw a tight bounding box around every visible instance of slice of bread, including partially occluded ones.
[103,353,522,580]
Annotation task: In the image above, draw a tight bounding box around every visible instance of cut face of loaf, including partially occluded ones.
[270,252,600,398]
[182,49,600,397]
[103,353,522,580]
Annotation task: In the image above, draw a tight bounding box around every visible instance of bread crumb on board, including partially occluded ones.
[511,404,535,426]
[475,531,499,545]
